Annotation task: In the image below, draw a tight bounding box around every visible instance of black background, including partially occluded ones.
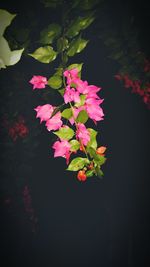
[0,1,150,266]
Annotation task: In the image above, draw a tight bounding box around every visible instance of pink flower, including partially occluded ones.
[64,68,79,84]
[52,140,71,164]
[69,106,86,125]
[76,123,90,146]
[34,104,54,123]
[73,78,88,93]
[46,112,62,131]
[64,85,80,104]
[85,85,101,99]
[29,75,48,90]
[85,98,104,121]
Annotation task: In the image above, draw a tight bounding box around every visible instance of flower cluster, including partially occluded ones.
[144,59,150,73]
[22,185,38,233]
[30,69,106,181]
[2,115,29,142]
[115,74,150,109]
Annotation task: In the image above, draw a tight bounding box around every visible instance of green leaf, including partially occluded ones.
[87,128,97,149]
[50,103,65,118]
[76,110,88,123]
[79,0,100,10]
[48,74,62,89]
[9,48,24,65]
[58,88,65,96]
[61,108,73,119]
[87,146,97,158]
[29,46,57,63]
[94,155,106,166]
[66,15,95,38]
[87,147,106,165]
[0,36,24,69]
[67,63,83,72]
[109,51,124,60]
[61,53,68,64]
[75,94,86,107]
[0,9,16,36]
[95,166,104,178]
[41,0,62,8]
[69,140,80,152]
[67,37,89,57]
[54,127,74,140]
[86,169,95,177]
[55,67,63,76]
[57,37,68,52]
[40,23,61,44]
[67,157,89,171]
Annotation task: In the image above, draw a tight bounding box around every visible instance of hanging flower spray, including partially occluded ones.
[29,0,107,181]
[30,68,106,181]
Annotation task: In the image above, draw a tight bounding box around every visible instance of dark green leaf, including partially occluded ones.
[67,157,89,171]
[41,0,62,8]
[66,15,95,38]
[62,53,68,64]
[40,23,61,44]
[78,0,100,10]
[95,166,104,178]
[67,37,89,57]
[57,37,68,52]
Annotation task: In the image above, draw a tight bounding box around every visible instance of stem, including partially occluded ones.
[69,102,89,161]
[61,1,89,162]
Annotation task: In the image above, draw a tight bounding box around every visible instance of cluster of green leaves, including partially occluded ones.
[51,115,106,178]
[63,126,106,177]
[28,0,98,94]
[41,0,100,10]
[0,9,24,69]
[97,3,150,88]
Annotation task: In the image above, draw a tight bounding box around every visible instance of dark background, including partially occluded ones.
[0,1,150,266]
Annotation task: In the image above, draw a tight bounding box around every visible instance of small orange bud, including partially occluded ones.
[77,170,87,181]
[96,146,106,156]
